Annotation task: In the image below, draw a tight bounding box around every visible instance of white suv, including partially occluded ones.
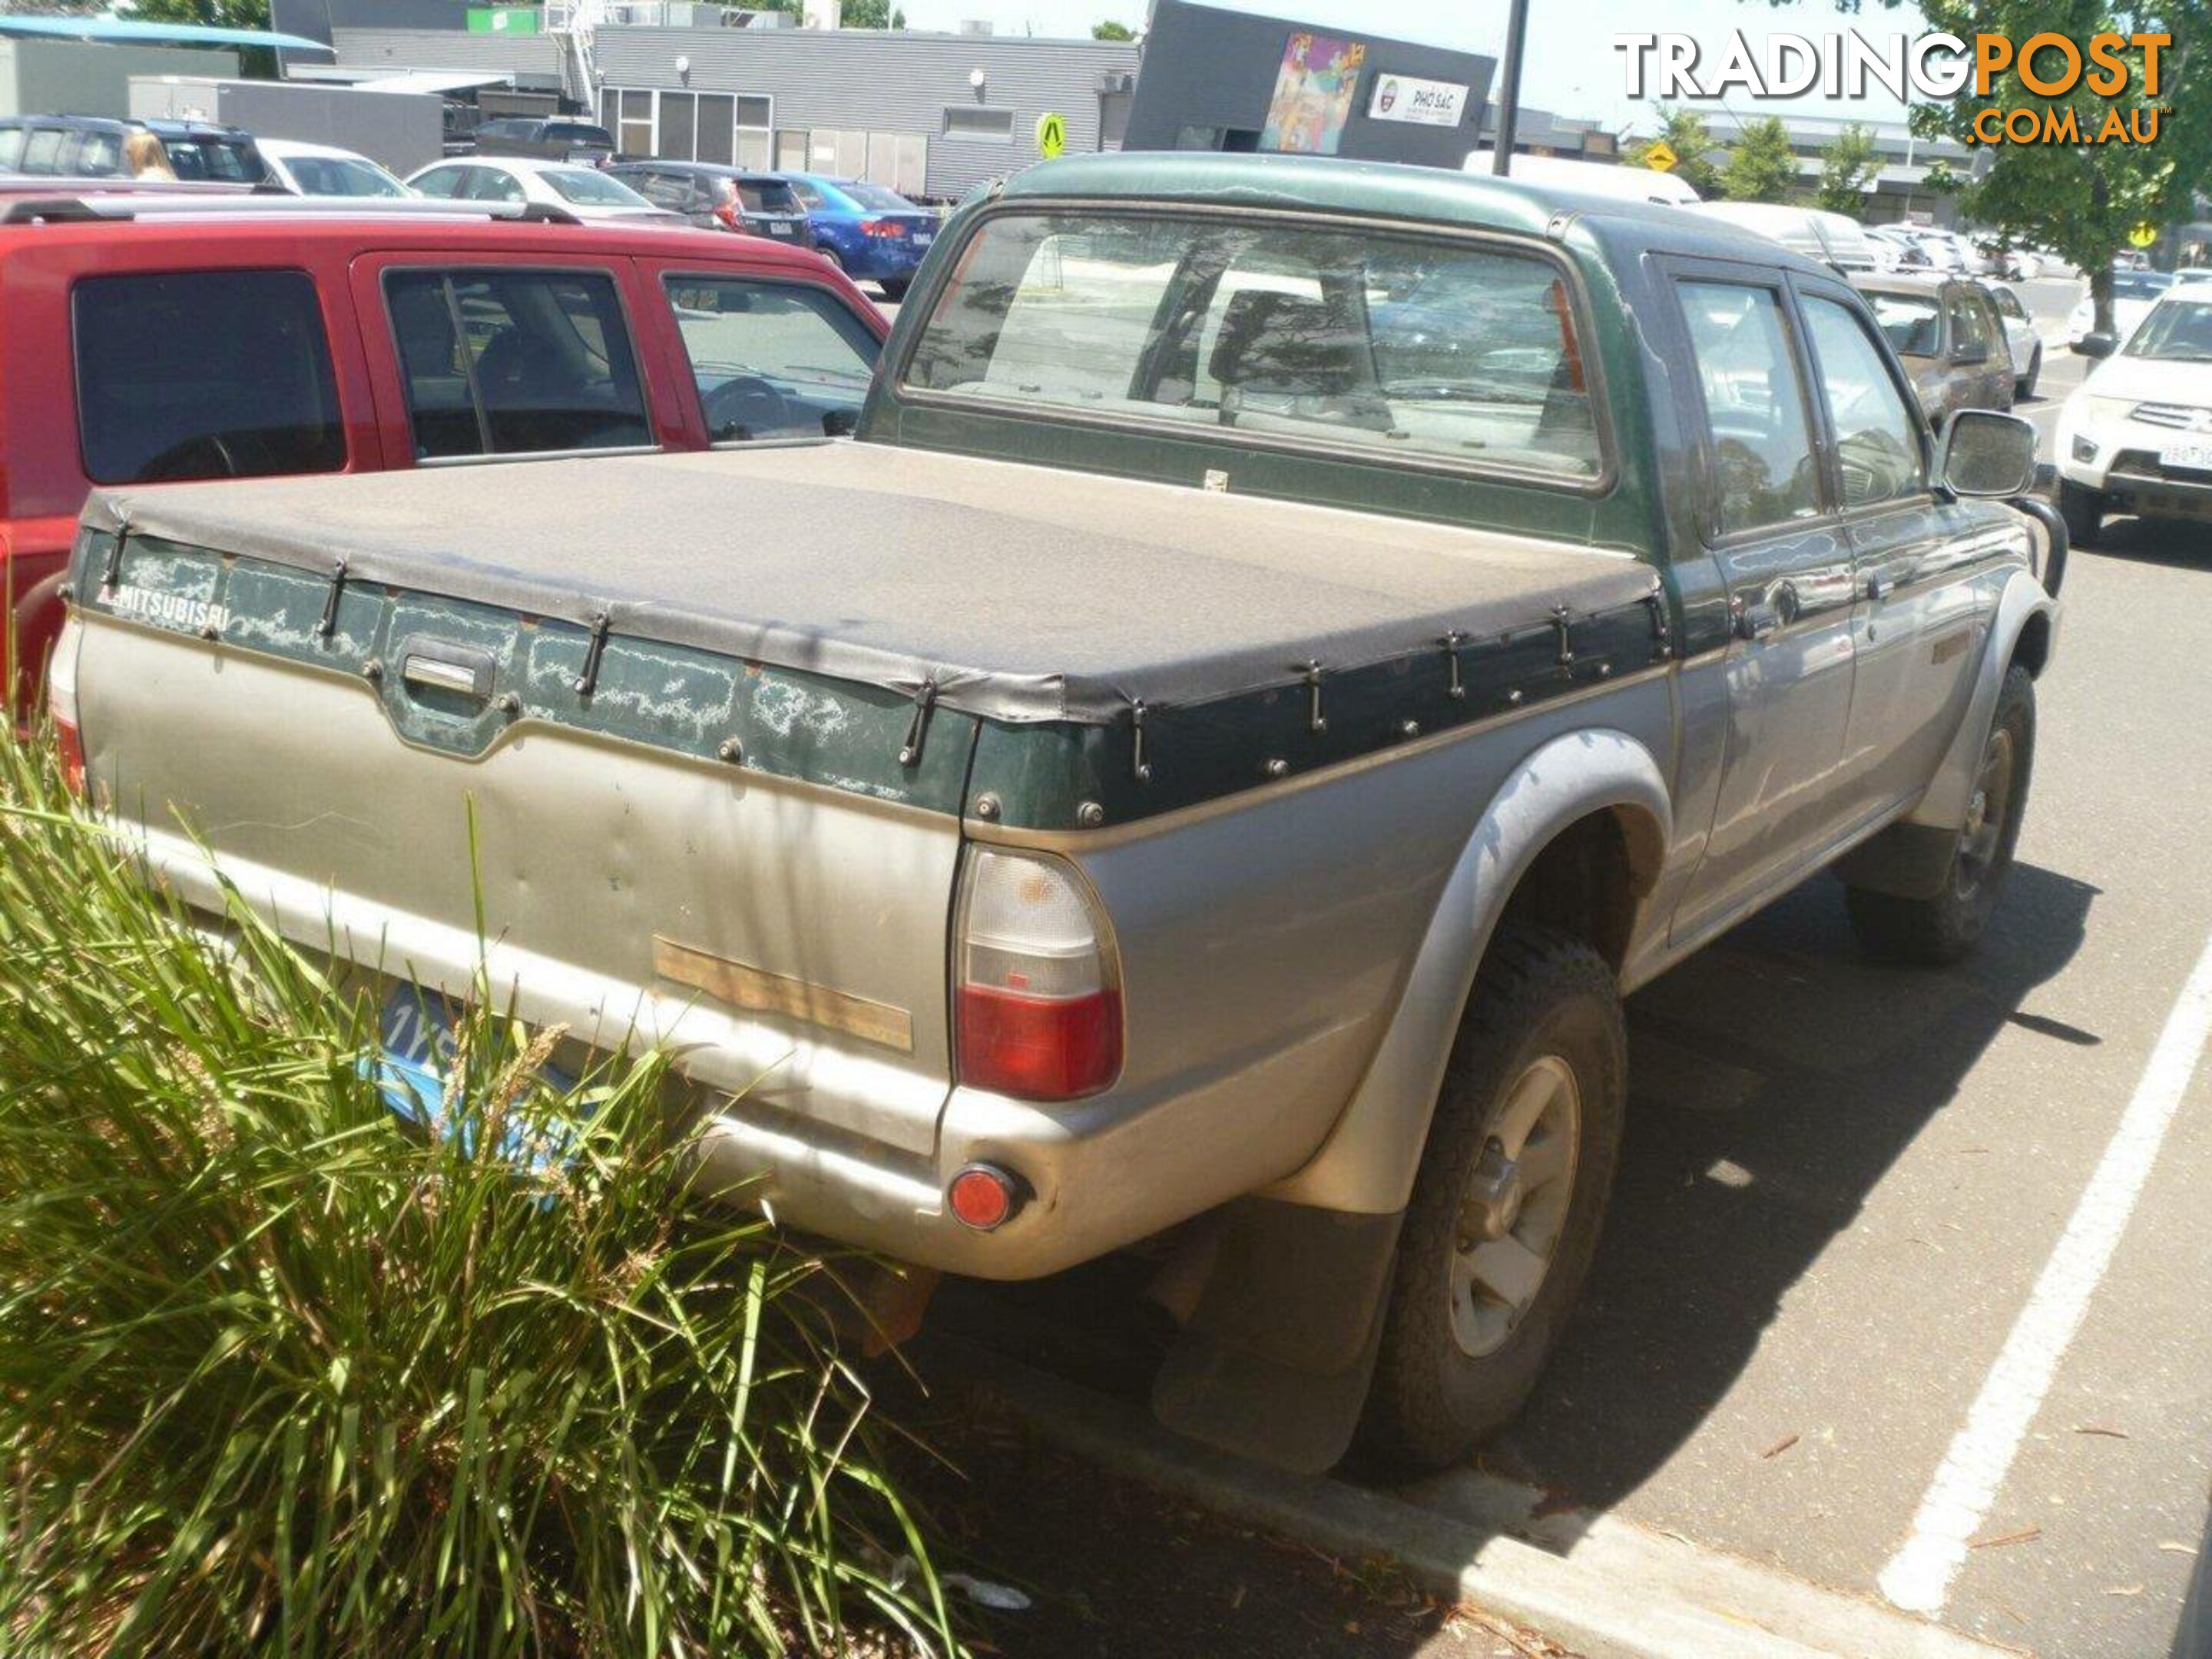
[2056,291,2212,544]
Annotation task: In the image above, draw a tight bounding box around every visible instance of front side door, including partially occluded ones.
[1667,269,1863,940]
[1795,284,1995,816]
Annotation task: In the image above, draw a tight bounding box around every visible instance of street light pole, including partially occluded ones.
[1490,0,1531,175]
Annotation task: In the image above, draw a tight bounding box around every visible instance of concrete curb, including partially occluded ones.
[942,1346,2025,1659]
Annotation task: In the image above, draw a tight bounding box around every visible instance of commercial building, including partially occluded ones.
[0,36,239,119]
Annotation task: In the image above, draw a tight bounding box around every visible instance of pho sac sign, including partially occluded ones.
[1368,75,1470,127]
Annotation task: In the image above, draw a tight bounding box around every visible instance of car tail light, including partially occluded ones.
[713,180,745,231]
[955,847,1121,1101]
[859,217,906,238]
[47,613,84,798]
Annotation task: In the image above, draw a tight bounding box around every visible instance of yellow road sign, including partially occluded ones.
[1643,139,1679,174]
[1036,112,1068,160]
[2129,221,2159,250]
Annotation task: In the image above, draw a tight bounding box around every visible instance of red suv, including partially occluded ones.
[0,193,888,704]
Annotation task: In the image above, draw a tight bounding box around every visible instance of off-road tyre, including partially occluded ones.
[2058,479,2104,548]
[1361,925,1627,1471]
[1846,664,2035,967]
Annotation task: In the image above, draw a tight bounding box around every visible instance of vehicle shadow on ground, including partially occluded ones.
[1479,859,2097,1516]
[2075,515,2210,575]
[922,859,2095,1652]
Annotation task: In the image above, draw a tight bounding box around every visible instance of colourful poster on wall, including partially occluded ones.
[1260,31,1368,155]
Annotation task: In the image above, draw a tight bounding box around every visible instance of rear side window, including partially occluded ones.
[0,126,22,170]
[73,270,346,485]
[1677,281,1821,536]
[22,128,64,174]
[76,131,122,174]
[386,268,652,459]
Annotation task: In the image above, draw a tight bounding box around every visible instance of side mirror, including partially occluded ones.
[1936,408,2038,498]
[2075,330,2118,359]
[1952,340,1989,366]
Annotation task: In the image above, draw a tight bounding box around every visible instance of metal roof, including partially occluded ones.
[0,15,333,52]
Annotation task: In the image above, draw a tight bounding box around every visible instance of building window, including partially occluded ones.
[605,85,768,165]
[942,105,1015,141]
[618,88,654,157]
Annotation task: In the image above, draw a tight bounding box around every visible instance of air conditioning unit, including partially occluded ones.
[958,18,994,33]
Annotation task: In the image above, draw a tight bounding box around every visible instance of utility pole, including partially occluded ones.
[1490,0,1531,175]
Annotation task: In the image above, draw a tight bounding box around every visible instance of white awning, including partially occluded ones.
[353,70,518,96]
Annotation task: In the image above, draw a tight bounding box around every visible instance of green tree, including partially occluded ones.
[840,0,906,26]
[123,0,270,25]
[1769,0,2210,335]
[1629,104,1723,199]
[1093,18,1135,38]
[1724,114,1803,203]
[1814,123,1883,217]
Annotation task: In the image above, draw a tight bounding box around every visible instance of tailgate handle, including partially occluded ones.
[399,638,495,704]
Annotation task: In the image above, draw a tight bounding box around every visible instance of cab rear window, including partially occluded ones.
[904,212,1602,482]
[73,270,346,486]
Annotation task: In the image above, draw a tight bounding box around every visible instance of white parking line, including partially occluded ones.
[1879,926,2212,1615]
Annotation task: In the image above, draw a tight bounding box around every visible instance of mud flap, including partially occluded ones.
[1151,1197,1402,1475]
[1833,821,1959,900]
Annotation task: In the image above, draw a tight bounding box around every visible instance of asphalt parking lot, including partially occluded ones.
[931,275,2212,1659]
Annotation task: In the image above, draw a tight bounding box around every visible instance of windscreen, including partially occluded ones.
[840,181,919,213]
[2125,299,2212,361]
[903,212,1601,480]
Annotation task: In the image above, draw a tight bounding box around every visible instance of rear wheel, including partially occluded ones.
[2058,479,2104,548]
[1846,665,2035,966]
[878,276,912,301]
[1361,926,1625,1471]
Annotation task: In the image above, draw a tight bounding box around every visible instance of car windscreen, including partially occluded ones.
[737,180,800,214]
[2124,299,2212,362]
[73,269,346,485]
[286,155,408,197]
[542,167,652,207]
[2113,272,2175,300]
[163,136,265,184]
[1867,293,1942,356]
[839,181,919,213]
[903,211,1603,482]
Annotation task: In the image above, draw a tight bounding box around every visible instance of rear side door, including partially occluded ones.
[1664,263,1863,939]
[1944,286,2007,410]
[1794,281,1994,816]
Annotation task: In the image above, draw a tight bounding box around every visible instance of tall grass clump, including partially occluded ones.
[0,739,962,1657]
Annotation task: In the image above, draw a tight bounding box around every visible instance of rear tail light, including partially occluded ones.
[859,217,906,239]
[47,613,84,798]
[955,847,1121,1101]
[713,180,745,230]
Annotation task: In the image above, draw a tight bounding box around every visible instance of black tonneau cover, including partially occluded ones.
[81,442,1655,727]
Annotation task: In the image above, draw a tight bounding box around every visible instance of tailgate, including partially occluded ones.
[70,539,969,1163]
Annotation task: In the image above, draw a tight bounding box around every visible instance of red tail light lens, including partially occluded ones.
[955,848,1122,1101]
[713,180,744,230]
[47,614,84,797]
[859,217,905,238]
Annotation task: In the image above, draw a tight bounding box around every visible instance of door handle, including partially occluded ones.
[1864,571,1896,602]
[397,637,496,704]
[1735,598,1782,641]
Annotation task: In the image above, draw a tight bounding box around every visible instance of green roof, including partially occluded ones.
[1000,151,1644,239]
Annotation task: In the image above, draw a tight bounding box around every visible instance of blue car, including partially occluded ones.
[777,173,939,298]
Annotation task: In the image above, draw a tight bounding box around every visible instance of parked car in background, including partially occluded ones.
[1983,280,2044,397]
[1687,201,1879,274]
[2058,290,2212,544]
[777,172,936,297]
[0,114,267,183]
[2068,268,2177,346]
[606,161,813,246]
[469,116,616,167]
[0,192,885,709]
[56,153,2061,1479]
[1866,226,1934,273]
[257,138,412,199]
[1856,274,2016,418]
[406,157,676,224]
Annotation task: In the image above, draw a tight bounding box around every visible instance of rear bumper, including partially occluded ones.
[135,826,1340,1282]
